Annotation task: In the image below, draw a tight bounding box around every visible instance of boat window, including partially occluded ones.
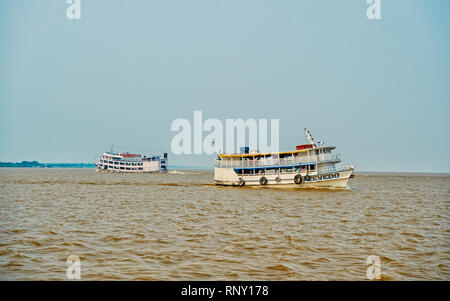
[256,169,264,175]
[266,168,277,174]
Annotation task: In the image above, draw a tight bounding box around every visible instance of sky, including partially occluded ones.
[0,0,449,172]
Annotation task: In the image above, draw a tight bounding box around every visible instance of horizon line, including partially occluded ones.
[0,164,449,175]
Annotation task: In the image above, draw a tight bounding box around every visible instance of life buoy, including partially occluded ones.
[294,174,302,184]
[237,178,245,187]
[259,177,268,185]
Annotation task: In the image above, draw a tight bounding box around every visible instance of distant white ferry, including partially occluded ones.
[214,129,354,188]
[95,152,168,173]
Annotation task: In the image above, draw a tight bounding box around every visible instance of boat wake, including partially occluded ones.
[167,170,187,175]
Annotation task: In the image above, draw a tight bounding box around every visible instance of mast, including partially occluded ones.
[304,128,315,145]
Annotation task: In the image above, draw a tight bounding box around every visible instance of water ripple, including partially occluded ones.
[0,169,449,280]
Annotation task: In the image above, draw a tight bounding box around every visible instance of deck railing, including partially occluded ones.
[215,153,341,168]
[317,164,351,174]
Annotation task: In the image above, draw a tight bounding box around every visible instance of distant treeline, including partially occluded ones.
[0,161,95,168]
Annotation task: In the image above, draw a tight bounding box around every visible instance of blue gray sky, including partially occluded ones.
[0,0,449,172]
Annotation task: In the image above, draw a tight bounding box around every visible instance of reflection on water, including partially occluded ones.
[0,168,448,280]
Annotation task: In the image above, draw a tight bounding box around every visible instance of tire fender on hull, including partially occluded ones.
[294,174,302,184]
[259,177,268,185]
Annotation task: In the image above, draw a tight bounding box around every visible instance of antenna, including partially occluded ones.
[110,145,114,153]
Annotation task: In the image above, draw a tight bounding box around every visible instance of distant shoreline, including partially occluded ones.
[0,161,94,168]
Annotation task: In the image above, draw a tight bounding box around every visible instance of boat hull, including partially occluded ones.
[95,166,167,173]
[214,167,354,188]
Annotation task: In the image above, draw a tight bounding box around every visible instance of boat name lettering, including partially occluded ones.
[306,173,340,181]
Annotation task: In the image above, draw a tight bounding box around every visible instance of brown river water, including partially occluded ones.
[0,168,449,280]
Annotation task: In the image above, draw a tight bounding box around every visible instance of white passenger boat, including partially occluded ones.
[214,129,354,188]
[95,152,168,173]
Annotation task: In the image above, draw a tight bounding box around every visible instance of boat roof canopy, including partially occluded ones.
[219,146,335,158]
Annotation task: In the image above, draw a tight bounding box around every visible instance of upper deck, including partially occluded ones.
[215,146,340,169]
[218,146,335,158]
[101,152,163,162]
